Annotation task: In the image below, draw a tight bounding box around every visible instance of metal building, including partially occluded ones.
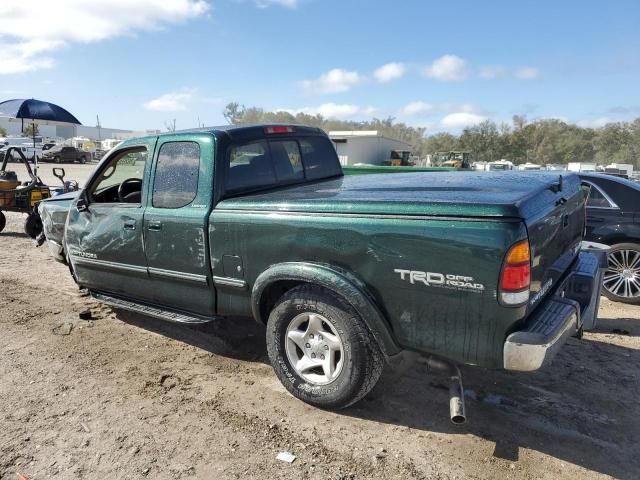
[328,131,412,166]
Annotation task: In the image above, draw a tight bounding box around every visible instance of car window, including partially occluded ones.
[152,141,200,209]
[91,147,147,203]
[226,141,276,192]
[584,182,614,208]
[268,140,304,182]
[298,137,342,180]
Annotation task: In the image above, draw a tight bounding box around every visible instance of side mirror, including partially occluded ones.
[76,191,89,212]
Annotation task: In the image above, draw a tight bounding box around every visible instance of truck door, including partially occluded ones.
[143,135,215,316]
[65,140,156,302]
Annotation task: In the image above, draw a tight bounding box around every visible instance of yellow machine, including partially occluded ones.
[0,147,76,237]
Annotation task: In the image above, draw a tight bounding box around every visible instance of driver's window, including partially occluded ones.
[90,147,147,204]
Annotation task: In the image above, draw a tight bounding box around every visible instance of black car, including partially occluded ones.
[579,173,640,304]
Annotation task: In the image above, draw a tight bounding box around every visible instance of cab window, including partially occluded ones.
[90,147,147,204]
[152,141,200,209]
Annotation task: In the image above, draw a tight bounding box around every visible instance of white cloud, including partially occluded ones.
[440,112,487,129]
[401,101,434,116]
[144,88,214,112]
[478,65,506,79]
[301,68,361,94]
[479,65,540,80]
[373,62,406,83]
[514,67,540,80]
[279,103,376,120]
[256,0,298,7]
[422,55,467,81]
[577,117,613,128]
[0,0,209,75]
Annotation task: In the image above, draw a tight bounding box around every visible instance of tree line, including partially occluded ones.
[223,103,640,167]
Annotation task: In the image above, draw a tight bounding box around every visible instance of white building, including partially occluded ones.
[328,131,412,166]
[568,162,598,172]
[0,116,159,145]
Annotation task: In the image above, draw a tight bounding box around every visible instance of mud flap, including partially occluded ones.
[564,244,609,330]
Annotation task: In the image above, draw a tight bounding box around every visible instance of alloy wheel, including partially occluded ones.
[603,249,640,299]
[285,312,344,385]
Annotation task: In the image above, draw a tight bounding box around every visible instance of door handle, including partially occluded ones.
[148,221,162,231]
[123,221,136,231]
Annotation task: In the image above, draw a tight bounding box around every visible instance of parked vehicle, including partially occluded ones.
[0,144,39,163]
[38,125,605,420]
[41,145,90,164]
[579,173,640,304]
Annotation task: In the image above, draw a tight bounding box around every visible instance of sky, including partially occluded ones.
[1,0,639,133]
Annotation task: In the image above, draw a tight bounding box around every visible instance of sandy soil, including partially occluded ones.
[0,206,639,480]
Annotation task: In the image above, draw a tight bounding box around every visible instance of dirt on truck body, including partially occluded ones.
[1,210,639,479]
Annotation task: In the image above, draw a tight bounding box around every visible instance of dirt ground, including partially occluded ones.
[1,192,639,479]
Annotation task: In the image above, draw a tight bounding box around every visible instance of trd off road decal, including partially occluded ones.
[70,250,98,259]
[394,269,485,293]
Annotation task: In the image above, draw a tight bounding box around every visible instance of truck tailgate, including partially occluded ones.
[521,174,585,311]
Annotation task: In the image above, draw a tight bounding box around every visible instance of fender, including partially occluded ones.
[252,262,401,358]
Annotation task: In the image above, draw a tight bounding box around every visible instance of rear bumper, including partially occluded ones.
[503,244,608,372]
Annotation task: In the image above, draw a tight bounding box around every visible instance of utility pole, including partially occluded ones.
[96,115,102,142]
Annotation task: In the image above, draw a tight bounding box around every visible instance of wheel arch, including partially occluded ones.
[252,262,400,358]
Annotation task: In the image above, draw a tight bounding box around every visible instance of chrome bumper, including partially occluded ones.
[504,248,607,372]
[47,239,65,263]
[504,297,579,371]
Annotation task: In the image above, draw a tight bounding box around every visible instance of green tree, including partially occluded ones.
[23,123,39,137]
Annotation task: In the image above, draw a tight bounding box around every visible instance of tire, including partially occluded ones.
[54,156,61,164]
[266,284,385,410]
[0,211,5,233]
[78,156,87,164]
[24,213,43,239]
[602,242,640,305]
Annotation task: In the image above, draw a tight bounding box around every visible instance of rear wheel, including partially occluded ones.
[24,213,43,239]
[78,156,87,164]
[266,285,385,410]
[602,243,640,305]
[0,211,5,233]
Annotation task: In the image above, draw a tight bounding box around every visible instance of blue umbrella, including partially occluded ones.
[0,98,82,173]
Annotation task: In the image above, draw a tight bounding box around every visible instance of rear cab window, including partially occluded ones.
[225,134,341,194]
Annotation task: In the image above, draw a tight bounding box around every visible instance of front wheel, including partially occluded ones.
[266,285,384,410]
[78,156,87,164]
[602,243,640,305]
[54,156,61,164]
[24,213,43,239]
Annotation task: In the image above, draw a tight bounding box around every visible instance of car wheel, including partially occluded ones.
[24,213,43,239]
[54,156,61,164]
[266,284,385,410]
[0,211,6,233]
[602,243,640,305]
[79,156,87,164]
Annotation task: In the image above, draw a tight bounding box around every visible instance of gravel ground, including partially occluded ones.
[0,201,639,479]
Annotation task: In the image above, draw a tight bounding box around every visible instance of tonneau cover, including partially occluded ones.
[218,171,581,219]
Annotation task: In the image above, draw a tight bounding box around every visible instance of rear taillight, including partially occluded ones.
[499,240,531,306]
[264,126,295,134]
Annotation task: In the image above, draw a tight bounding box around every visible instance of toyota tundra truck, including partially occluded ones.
[38,125,606,422]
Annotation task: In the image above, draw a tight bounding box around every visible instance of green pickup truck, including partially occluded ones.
[39,125,606,422]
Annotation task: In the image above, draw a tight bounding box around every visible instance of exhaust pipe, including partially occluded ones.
[423,355,467,424]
